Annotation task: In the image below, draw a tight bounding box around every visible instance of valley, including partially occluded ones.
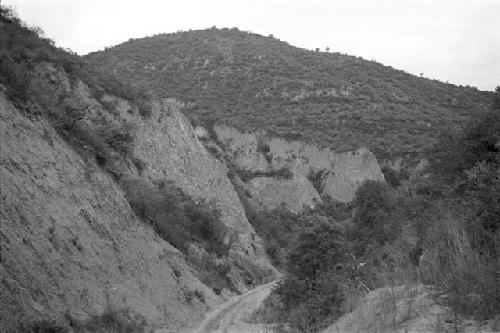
[0,4,499,333]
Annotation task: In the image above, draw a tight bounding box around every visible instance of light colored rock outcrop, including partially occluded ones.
[0,91,218,331]
[246,176,322,213]
[214,125,385,205]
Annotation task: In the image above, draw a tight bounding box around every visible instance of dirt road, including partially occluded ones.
[191,280,279,333]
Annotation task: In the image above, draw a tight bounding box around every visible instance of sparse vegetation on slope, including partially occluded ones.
[0,6,153,113]
[0,8,240,328]
[87,28,493,158]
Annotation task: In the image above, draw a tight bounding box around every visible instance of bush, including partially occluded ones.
[249,293,286,325]
[430,99,500,182]
[120,177,229,257]
[273,221,351,331]
[194,256,235,294]
[351,180,399,252]
[307,169,327,194]
[21,309,146,333]
[418,201,500,318]
[237,167,293,182]
[71,309,147,333]
[0,56,30,97]
[243,203,301,269]
[101,122,136,158]
[381,166,408,187]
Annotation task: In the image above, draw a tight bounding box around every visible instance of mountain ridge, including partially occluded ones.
[86,27,494,159]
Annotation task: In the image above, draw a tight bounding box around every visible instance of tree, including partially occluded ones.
[351,180,397,249]
[275,220,350,331]
[286,221,347,280]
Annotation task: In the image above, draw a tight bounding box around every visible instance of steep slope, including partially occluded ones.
[0,89,219,331]
[25,61,275,290]
[0,9,276,330]
[86,28,494,159]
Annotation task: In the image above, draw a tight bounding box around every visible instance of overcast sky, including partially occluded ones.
[4,0,499,91]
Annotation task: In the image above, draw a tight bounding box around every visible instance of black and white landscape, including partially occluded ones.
[0,1,499,332]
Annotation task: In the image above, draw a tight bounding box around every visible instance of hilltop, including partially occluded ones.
[86,28,493,158]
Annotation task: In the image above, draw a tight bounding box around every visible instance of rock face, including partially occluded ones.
[121,99,276,285]
[246,176,322,213]
[214,125,385,207]
[0,64,275,330]
[31,64,276,290]
[0,91,218,331]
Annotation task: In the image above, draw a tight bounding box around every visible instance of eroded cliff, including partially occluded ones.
[0,90,218,331]
[213,124,385,211]
[0,62,275,330]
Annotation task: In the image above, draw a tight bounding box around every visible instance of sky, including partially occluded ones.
[4,0,500,91]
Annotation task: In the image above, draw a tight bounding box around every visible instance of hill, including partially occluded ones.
[86,28,494,158]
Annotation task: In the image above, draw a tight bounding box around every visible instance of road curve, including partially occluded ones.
[192,280,279,333]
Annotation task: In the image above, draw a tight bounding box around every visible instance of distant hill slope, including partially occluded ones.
[86,28,494,158]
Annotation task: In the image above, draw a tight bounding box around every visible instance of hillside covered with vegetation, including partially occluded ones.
[87,28,493,158]
[247,89,500,332]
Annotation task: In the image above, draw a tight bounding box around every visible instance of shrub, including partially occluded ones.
[236,167,293,182]
[307,169,327,194]
[351,180,399,251]
[256,137,270,154]
[101,122,136,158]
[243,203,301,269]
[381,166,408,187]
[136,94,154,118]
[70,309,147,333]
[194,255,235,294]
[0,56,30,97]
[131,157,146,175]
[418,201,500,318]
[120,177,229,257]
[21,309,147,333]
[284,221,348,282]
[273,221,351,331]
[249,293,286,325]
[312,196,351,221]
[430,99,500,183]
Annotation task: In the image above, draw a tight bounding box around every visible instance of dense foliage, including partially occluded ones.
[120,178,229,257]
[87,28,493,158]
[249,90,499,332]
